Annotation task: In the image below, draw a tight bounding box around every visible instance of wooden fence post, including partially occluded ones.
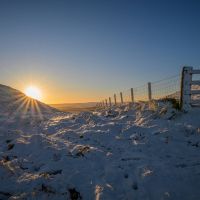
[105,99,108,107]
[148,82,152,101]
[102,100,105,107]
[109,97,112,107]
[131,88,134,103]
[114,94,117,105]
[120,92,123,104]
[180,66,193,111]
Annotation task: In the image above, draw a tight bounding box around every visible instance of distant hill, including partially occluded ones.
[50,102,97,113]
[0,84,57,118]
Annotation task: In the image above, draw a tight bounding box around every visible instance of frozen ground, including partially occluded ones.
[0,85,200,200]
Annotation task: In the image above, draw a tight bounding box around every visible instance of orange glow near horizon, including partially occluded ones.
[18,81,102,104]
[43,93,101,104]
[22,85,100,104]
[7,70,103,105]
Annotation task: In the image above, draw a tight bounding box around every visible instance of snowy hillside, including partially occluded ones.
[0,91,200,199]
[0,84,57,120]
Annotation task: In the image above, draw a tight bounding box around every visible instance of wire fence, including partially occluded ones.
[123,89,132,103]
[151,75,180,100]
[134,84,149,102]
[97,66,200,110]
[100,74,181,106]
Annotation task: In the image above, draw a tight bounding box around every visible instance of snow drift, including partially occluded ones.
[0,85,200,200]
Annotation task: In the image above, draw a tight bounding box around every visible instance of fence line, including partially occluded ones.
[99,75,180,106]
[151,75,180,100]
[98,66,200,110]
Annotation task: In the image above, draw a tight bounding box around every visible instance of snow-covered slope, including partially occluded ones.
[0,84,57,119]
[0,98,200,199]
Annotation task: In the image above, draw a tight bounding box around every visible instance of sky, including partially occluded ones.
[0,0,200,104]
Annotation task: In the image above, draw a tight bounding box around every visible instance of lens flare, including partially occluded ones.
[25,86,42,100]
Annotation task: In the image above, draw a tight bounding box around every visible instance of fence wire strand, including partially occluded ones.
[134,84,148,102]
[101,74,181,105]
[151,75,180,100]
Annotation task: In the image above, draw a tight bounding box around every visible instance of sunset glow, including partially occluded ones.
[25,86,42,101]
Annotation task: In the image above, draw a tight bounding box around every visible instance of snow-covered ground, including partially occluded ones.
[0,85,200,200]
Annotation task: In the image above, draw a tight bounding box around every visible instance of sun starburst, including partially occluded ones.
[25,86,42,101]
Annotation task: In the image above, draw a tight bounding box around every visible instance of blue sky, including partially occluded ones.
[0,0,200,103]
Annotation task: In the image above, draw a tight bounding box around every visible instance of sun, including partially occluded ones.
[25,86,42,101]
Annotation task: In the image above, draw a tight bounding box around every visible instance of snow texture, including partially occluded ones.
[0,84,200,200]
